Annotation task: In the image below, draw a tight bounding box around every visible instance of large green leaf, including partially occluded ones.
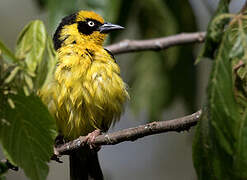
[0,91,57,180]
[15,20,46,75]
[196,0,231,63]
[193,12,247,179]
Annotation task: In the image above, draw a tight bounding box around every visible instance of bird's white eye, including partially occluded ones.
[88,21,95,27]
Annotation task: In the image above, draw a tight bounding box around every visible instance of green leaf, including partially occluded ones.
[0,39,18,64]
[15,20,46,74]
[193,14,247,179]
[193,29,237,179]
[193,107,213,179]
[229,33,244,59]
[35,36,57,90]
[0,91,57,180]
[195,0,231,64]
[228,16,247,105]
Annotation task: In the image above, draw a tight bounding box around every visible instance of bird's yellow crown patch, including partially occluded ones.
[76,11,104,24]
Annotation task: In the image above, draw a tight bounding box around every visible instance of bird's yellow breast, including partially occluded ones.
[40,44,128,139]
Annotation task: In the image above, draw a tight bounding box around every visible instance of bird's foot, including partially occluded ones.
[85,129,102,151]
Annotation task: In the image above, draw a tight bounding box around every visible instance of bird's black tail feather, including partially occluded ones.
[69,148,103,180]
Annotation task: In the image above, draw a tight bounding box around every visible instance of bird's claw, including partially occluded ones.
[85,129,102,151]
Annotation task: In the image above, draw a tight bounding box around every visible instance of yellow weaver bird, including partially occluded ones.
[39,10,129,180]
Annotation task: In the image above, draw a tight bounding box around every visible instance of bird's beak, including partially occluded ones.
[99,22,125,33]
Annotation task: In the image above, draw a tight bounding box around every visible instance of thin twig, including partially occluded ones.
[55,110,202,155]
[106,32,206,55]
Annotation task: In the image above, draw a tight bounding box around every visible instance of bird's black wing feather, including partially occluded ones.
[104,48,116,63]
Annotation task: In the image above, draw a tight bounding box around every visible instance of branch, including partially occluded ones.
[106,32,206,55]
[55,110,202,155]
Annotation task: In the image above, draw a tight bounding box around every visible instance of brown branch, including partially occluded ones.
[105,32,206,55]
[55,110,202,155]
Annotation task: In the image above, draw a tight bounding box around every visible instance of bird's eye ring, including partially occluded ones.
[88,21,95,27]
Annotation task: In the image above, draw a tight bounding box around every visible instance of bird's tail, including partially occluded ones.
[69,148,103,180]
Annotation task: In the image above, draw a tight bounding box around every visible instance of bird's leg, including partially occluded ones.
[85,129,102,150]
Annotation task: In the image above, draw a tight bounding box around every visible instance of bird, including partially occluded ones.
[39,10,129,180]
